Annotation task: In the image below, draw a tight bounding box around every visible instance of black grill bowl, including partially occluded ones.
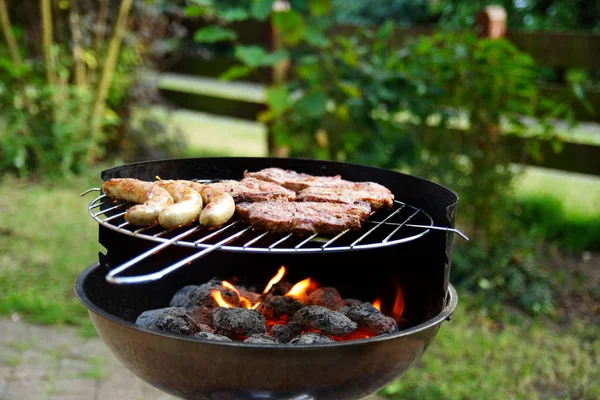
[75,263,457,400]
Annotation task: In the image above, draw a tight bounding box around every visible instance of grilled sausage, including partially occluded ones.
[102,178,174,226]
[199,191,235,227]
[154,181,203,229]
[176,180,235,227]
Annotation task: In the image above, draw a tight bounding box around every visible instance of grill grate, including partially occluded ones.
[84,180,470,284]
[88,194,434,253]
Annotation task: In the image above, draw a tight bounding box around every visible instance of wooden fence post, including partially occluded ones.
[265,0,291,157]
[475,5,507,149]
[476,5,507,39]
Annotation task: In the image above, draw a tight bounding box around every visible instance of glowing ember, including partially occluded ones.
[211,290,235,308]
[372,299,382,311]
[263,266,286,294]
[391,282,405,321]
[285,278,312,300]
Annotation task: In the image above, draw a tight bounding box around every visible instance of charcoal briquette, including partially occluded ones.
[343,298,364,307]
[213,307,266,337]
[170,282,240,309]
[136,307,200,336]
[269,324,294,343]
[293,306,357,336]
[343,303,398,335]
[307,287,344,310]
[244,333,277,344]
[290,332,335,344]
[269,281,293,296]
[193,332,232,342]
[188,305,215,328]
[257,295,304,320]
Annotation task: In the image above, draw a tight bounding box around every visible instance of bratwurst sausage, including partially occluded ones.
[102,178,173,226]
[176,180,235,227]
[154,180,203,229]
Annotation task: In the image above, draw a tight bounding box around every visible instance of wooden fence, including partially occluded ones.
[160,7,600,175]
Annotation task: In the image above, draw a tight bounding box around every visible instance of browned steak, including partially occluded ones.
[208,177,296,203]
[244,168,342,192]
[237,201,372,235]
[296,181,394,210]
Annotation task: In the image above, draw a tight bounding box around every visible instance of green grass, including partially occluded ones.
[381,303,599,400]
[0,171,102,326]
[513,166,600,252]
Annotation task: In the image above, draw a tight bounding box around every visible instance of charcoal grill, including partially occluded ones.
[75,157,464,400]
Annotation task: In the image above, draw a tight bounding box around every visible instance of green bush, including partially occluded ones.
[514,195,600,252]
[188,1,578,315]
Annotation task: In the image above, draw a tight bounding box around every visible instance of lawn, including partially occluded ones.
[0,116,598,398]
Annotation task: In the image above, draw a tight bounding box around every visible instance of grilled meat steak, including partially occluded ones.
[236,201,372,235]
[208,177,296,203]
[244,168,342,192]
[296,181,393,210]
[244,167,394,210]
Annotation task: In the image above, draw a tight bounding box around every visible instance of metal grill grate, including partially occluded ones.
[83,181,467,284]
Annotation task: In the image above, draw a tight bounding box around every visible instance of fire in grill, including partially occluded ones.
[136,266,404,343]
[75,157,464,400]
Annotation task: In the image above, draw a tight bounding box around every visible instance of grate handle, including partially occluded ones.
[405,224,469,240]
[106,226,251,284]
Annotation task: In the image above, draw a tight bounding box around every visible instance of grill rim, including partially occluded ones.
[75,262,458,349]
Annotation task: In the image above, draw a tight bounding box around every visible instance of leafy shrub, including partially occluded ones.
[188,0,577,315]
[0,0,185,177]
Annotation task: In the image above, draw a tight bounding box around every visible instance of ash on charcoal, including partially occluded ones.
[170,282,240,309]
[344,298,363,307]
[188,305,214,328]
[307,287,344,310]
[269,324,294,343]
[194,332,232,342]
[257,295,304,320]
[293,306,357,336]
[290,332,335,344]
[268,281,293,296]
[213,308,266,337]
[343,303,398,335]
[136,307,200,335]
[244,333,277,344]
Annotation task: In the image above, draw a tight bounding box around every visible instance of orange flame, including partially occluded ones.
[211,290,236,308]
[285,278,312,300]
[222,280,253,308]
[391,283,405,321]
[263,266,286,294]
[372,298,382,311]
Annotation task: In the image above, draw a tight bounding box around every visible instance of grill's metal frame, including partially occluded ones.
[83,181,466,284]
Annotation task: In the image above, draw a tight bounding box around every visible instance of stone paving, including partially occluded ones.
[0,318,384,400]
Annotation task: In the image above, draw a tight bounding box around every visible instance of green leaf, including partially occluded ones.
[261,50,289,66]
[220,8,249,22]
[376,20,394,41]
[308,0,331,16]
[251,0,273,21]
[273,10,305,45]
[219,65,252,81]
[234,45,267,68]
[266,86,290,114]
[338,81,361,98]
[295,91,328,118]
[304,25,330,48]
[193,26,237,43]
[184,5,208,17]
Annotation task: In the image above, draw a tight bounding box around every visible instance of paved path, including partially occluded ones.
[0,318,384,400]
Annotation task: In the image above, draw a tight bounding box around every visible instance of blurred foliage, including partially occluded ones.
[0,0,186,178]
[187,0,582,316]
[430,0,600,32]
